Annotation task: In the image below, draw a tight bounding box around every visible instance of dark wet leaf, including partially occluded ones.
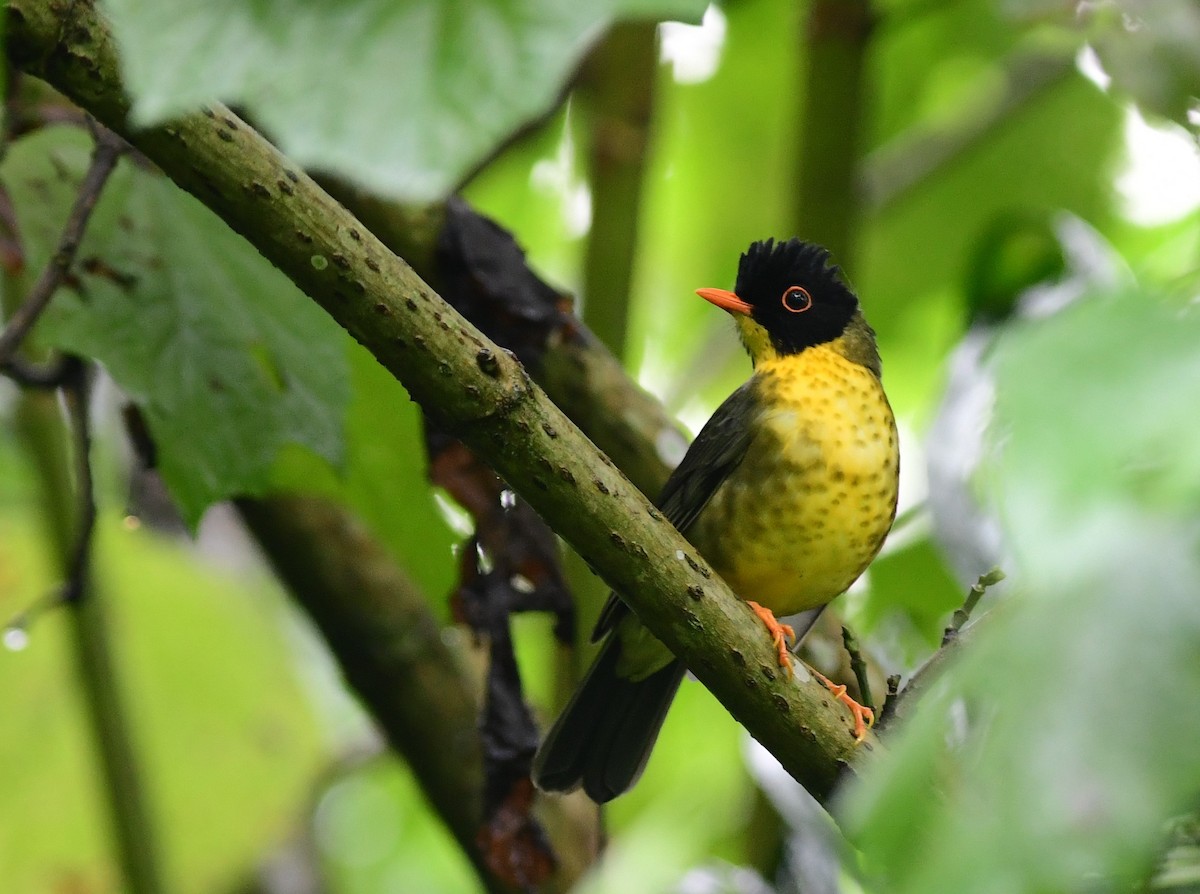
[435,197,579,370]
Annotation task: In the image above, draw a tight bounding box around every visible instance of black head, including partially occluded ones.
[735,238,859,353]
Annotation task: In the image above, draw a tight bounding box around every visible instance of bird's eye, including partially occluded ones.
[781,285,812,313]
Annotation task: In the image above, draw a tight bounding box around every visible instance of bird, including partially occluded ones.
[532,238,899,803]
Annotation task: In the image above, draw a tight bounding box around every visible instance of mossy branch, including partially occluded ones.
[7,0,881,804]
[316,180,684,502]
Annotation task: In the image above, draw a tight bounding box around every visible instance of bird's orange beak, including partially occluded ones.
[696,287,752,316]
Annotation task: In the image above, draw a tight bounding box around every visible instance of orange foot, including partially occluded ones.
[812,670,875,742]
[747,601,796,677]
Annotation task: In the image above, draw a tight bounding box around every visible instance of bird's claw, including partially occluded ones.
[747,601,796,678]
[813,670,875,742]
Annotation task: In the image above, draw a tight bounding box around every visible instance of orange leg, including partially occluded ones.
[746,601,796,678]
[745,602,873,741]
[812,670,875,742]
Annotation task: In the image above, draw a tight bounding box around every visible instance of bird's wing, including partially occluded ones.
[592,380,760,641]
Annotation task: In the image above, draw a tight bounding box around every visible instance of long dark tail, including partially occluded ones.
[532,637,685,803]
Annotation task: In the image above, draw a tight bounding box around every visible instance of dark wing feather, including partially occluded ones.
[592,380,759,640]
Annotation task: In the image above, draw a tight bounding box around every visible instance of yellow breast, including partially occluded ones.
[687,341,899,616]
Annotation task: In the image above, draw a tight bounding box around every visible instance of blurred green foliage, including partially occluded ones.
[848,287,1200,893]
[2,0,1199,891]
[0,514,326,892]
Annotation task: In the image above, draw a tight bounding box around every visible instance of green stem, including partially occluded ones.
[577,22,659,359]
[13,388,166,894]
[881,570,1007,733]
[944,566,1005,644]
[794,0,874,269]
[841,625,874,712]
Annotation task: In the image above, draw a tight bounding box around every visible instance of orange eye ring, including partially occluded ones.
[782,285,812,313]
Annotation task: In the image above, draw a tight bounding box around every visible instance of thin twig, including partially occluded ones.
[0,353,75,388]
[876,569,1005,732]
[3,70,92,143]
[876,674,902,730]
[7,103,92,140]
[2,588,63,649]
[841,625,874,712]
[862,51,1074,212]
[59,356,95,604]
[10,350,166,892]
[2,359,98,616]
[942,567,1005,646]
[0,122,124,363]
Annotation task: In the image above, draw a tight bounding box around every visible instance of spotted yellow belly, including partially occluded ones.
[687,343,899,616]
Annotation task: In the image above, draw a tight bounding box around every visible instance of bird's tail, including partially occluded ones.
[532,636,685,803]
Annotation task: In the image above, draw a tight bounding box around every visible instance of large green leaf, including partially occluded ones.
[100,0,706,202]
[2,128,350,526]
[846,284,1200,892]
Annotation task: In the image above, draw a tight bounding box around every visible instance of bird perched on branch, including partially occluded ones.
[533,238,899,803]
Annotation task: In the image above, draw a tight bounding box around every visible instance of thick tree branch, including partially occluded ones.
[7,0,881,804]
[318,180,684,502]
[236,496,489,875]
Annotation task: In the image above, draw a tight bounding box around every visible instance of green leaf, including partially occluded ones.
[270,338,460,611]
[2,128,350,526]
[846,285,1200,893]
[100,0,706,202]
